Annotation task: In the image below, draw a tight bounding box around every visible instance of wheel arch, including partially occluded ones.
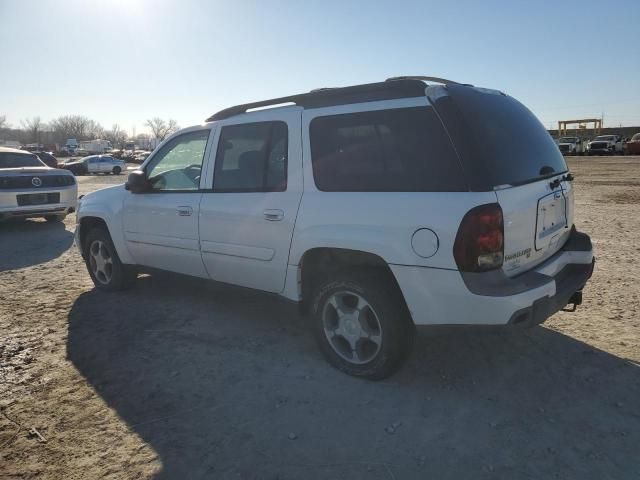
[297,247,412,323]
[77,212,134,264]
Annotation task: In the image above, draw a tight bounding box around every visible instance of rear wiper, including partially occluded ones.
[539,165,555,176]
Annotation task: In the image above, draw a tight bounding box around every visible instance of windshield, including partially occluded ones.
[431,84,568,189]
[559,137,578,143]
[594,135,615,141]
[0,152,46,168]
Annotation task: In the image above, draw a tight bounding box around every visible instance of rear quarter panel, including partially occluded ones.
[289,191,497,269]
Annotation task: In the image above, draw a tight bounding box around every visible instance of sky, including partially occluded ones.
[1,0,639,136]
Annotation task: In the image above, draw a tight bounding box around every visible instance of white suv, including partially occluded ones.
[1,147,77,222]
[75,77,594,379]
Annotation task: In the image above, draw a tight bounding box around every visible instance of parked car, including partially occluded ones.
[624,133,640,155]
[74,77,594,379]
[586,135,624,155]
[133,151,151,163]
[0,147,77,222]
[61,155,126,175]
[33,151,59,168]
[556,136,586,155]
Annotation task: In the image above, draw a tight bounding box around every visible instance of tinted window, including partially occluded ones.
[146,130,210,191]
[213,121,288,192]
[431,85,568,189]
[0,152,45,168]
[309,107,466,192]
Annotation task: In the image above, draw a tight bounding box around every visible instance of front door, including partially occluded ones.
[98,156,111,173]
[122,129,212,277]
[199,111,303,292]
[87,156,99,173]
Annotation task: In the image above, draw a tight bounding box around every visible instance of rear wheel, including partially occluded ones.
[112,166,122,175]
[311,271,413,380]
[83,226,137,291]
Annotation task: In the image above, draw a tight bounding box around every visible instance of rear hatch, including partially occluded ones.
[429,84,573,276]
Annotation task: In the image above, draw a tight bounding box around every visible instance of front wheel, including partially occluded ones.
[112,166,122,175]
[311,271,413,380]
[83,226,137,291]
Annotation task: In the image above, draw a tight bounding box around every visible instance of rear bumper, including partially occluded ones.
[507,259,594,326]
[391,228,594,326]
[0,186,78,220]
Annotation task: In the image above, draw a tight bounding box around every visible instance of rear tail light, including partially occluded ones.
[453,203,504,272]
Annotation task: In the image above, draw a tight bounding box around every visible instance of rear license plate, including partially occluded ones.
[16,192,60,206]
[535,190,567,250]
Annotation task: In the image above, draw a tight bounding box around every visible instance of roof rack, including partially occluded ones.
[206,79,431,122]
[385,75,459,85]
[206,77,462,122]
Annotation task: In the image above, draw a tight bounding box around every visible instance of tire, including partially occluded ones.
[45,214,66,222]
[112,166,122,175]
[310,270,413,380]
[83,226,137,291]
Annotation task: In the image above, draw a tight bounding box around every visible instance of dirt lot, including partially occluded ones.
[1,158,639,479]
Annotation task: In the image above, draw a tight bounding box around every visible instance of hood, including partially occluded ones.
[80,183,126,203]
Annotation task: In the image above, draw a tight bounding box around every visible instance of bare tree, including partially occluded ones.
[0,115,7,130]
[104,124,128,148]
[145,117,179,142]
[49,115,104,144]
[21,116,45,144]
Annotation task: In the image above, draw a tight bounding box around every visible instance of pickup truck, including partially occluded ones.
[556,136,586,155]
[587,135,624,155]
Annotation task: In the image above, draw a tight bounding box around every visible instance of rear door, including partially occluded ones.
[429,84,573,276]
[198,109,303,293]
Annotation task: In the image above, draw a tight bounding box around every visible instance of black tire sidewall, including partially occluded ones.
[311,271,412,380]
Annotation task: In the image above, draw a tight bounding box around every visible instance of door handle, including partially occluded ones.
[177,206,193,216]
[263,209,284,221]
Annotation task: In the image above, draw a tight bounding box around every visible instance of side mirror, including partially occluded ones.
[125,170,150,193]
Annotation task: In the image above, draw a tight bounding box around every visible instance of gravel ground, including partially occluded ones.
[1,158,639,479]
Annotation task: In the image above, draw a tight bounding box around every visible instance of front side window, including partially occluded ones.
[213,121,288,192]
[146,130,210,191]
[310,107,466,192]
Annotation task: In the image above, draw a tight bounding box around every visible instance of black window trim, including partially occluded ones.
[140,129,212,194]
[211,120,289,194]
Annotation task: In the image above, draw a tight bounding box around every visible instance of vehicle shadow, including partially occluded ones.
[67,274,640,480]
[0,219,74,272]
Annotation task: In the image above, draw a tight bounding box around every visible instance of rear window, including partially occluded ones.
[431,85,568,190]
[309,107,467,192]
[0,152,45,168]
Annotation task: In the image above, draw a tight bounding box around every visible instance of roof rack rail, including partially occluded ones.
[386,75,460,85]
[206,79,428,122]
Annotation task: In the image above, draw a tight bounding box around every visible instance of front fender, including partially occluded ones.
[76,185,134,264]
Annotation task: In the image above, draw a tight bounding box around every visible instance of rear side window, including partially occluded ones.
[431,85,568,189]
[309,107,467,192]
[213,121,288,192]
